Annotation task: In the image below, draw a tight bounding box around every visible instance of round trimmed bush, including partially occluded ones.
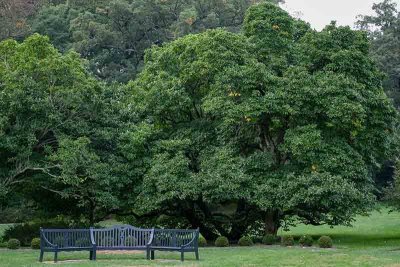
[318,236,333,248]
[7,239,20,249]
[238,236,253,246]
[262,234,276,245]
[299,235,313,247]
[31,238,41,249]
[281,235,294,247]
[0,242,8,248]
[198,235,207,247]
[215,236,229,247]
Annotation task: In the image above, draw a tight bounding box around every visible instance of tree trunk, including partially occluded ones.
[265,210,280,236]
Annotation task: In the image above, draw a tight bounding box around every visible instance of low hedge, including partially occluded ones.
[215,236,229,247]
[318,236,333,248]
[238,236,253,246]
[7,239,20,249]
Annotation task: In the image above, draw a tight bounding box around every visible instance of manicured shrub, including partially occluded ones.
[2,220,71,246]
[215,236,229,247]
[318,236,333,248]
[262,234,276,245]
[0,242,8,248]
[299,235,313,247]
[198,235,207,247]
[281,235,294,246]
[31,238,41,249]
[7,239,20,249]
[238,236,253,246]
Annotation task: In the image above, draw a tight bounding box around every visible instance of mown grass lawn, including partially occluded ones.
[0,209,400,267]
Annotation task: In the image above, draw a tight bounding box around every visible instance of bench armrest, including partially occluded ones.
[146,228,155,246]
[181,229,199,248]
[40,229,56,248]
[89,227,96,246]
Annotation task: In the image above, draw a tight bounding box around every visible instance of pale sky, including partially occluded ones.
[281,0,400,30]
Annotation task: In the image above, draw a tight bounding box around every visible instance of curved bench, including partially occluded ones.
[147,228,199,261]
[39,228,95,263]
[39,225,199,262]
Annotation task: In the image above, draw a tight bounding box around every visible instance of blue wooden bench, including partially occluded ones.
[39,228,95,263]
[147,228,199,261]
[39,225,199,262]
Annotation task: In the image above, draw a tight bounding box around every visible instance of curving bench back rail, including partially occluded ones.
[91,225,152,250]
[39,225,198,263]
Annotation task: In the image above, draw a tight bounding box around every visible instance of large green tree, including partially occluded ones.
[0,34,137,223]
[129,3,398,239]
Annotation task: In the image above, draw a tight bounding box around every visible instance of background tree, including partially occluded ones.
[28,0,282,83]
[357,0,400,195]
[357,0,400,108]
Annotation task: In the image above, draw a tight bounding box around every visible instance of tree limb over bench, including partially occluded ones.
[39,225,199,263]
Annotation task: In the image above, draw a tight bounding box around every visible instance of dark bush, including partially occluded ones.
[215,236,229,247]
[7,239,20,249]
[318,236,333,248]
[31,238,41,249]
[299,235,313,247]
[0,241,7,248]
[238,236,253,246]
[281,235,294,246]
[2,220,71,246]
[262,234,276,245]
[198,235,207,247]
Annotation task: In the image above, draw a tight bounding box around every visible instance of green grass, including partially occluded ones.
[0,209,400,266]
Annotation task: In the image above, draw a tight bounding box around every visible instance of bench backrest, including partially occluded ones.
[91,225,153,249]
[40,228,92,249]
[152,229,199,248]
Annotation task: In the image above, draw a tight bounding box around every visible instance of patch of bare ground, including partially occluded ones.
[97,250,145,255]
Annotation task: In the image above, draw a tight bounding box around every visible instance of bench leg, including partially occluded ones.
[181,251,184,262]
[195,249,199,260]
[90,250,93,260]
[93,249,96,261]
[146,248,150,260]
[54,251,58,263]
[151,250,155,260]
[39,250,44,262]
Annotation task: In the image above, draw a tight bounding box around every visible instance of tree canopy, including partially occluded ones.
[129,3,398,238]
[0,34,138,224]
[22,0,281,83]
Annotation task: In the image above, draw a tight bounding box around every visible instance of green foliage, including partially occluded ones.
[357,0,400,108]
[28,0,280,83]
[7,239,20,249]
[30,238,40,249]
[0,241,8,248]
[299,235,313,247]
[199,235,207,247]
[0,34,137,223]
[281,236,294,247]
[238,236,253,246]
[262,234,277,245]
[2,220,70,246]
[132,2,398,240]
[318,236,333,248]
[215,236,229,247]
